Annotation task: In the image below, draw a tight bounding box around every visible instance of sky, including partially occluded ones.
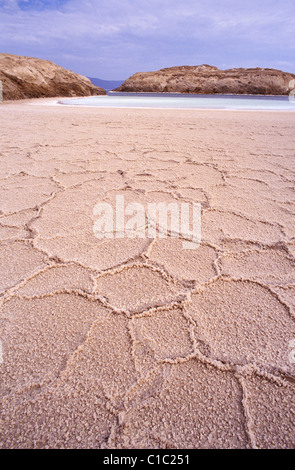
[0,0,294,80]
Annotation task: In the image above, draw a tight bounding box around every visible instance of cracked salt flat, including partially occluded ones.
[0,101,295,448]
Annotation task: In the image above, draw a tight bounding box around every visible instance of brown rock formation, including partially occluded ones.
[0,53,106,100]
[115,64,295,95]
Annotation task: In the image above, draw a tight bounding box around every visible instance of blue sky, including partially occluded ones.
[0,0,294,80]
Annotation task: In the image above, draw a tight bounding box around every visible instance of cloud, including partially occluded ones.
[0,0,294,78]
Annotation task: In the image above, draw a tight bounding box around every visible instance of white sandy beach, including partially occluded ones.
[0,98,295,448]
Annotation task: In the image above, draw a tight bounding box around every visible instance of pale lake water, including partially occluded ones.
[59,92,295,111]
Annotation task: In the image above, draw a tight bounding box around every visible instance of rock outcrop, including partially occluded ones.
[115,64,295,95]
[0,53,106,100]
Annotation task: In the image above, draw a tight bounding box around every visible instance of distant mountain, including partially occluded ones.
[88,77,125,91]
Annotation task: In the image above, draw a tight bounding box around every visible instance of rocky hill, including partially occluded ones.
[0,53,106,100]
[114,64,295,95]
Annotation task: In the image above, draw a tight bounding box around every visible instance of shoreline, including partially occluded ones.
[2,96,294,113]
